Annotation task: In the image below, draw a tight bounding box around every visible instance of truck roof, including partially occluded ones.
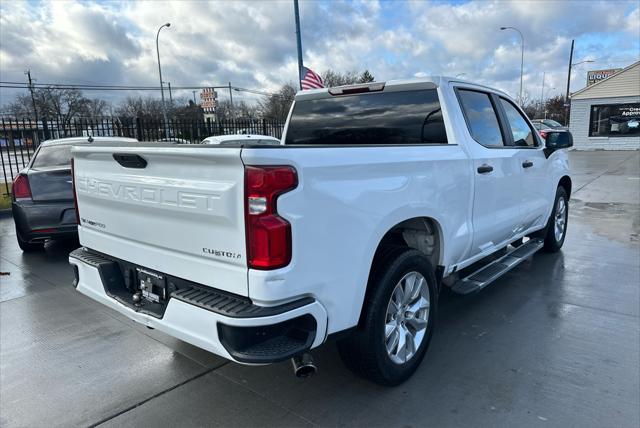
[294,76,510,101]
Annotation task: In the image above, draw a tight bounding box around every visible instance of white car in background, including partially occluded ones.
[201,134,281,145]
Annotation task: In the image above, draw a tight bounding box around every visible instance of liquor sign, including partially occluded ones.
[200,88,218,113]
[586,69,621,86]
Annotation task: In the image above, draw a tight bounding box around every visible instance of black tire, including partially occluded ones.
[16,229,45,252]
[543,186,568,252]
[337,248,437,386]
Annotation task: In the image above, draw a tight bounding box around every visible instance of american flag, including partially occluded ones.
[300,66,324,90]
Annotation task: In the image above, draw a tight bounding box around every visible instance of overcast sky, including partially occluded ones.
[1,0,639,109]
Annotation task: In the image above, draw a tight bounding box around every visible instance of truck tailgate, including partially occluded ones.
[72,144,248,296]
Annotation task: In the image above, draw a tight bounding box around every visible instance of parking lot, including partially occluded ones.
[1,150,638,427]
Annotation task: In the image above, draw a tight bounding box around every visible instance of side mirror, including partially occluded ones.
[545,131,573,151]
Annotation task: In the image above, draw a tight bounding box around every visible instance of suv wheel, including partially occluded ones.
[337,248,437,386]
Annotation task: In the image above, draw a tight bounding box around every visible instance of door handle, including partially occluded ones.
[522,161,534,168]
[477,164,493,174]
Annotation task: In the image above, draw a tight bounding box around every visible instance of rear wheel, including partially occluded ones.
[337,248,437,386]
[16,230,45,252]
[543,187,568,252]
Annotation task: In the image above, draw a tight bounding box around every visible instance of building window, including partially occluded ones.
[589,103,640,137]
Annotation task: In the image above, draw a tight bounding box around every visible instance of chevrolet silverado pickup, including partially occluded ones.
[69,77,572,385]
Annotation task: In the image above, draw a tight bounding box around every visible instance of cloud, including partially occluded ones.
[1,0,638,109]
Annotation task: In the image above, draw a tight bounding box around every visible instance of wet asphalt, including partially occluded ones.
[1,151,639,428]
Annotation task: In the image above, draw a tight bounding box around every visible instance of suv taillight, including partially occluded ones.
[12,174,32,200]
[539,130,548,139]
[71,158,80,224]
[245,165,297,270]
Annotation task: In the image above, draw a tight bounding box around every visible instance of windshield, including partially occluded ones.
[285,89,448,145]
[31,145,72,169]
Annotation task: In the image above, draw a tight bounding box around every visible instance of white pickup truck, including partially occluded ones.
[69,77,572,385]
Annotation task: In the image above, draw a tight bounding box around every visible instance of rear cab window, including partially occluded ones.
[31,145,72,169]
[285,89,448,145]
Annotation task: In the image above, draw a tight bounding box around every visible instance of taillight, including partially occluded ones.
[71,158,80,224]
[12,174,32,200]
[539,130,548,139]
[245,166,298,269]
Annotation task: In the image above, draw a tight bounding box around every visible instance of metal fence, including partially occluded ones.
[1,116,285,196]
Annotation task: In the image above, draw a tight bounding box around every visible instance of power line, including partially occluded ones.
[0,81,285,97]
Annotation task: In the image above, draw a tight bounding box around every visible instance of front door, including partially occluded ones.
[497,97,553,231]
[456,88,524,257]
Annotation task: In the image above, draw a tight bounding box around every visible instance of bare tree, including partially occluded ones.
[6,94,33,117]
[82,98,110,118]
[321,69,376,87]
[172,98,204,121]
[6,87,108,121]
[115,96,166,120]
[321,70,360,87]
[544,95,568,123]
[214,100,234,120]
[259,83,296,121]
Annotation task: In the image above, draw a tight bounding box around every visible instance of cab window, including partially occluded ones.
[457,89,504,147]
[500,98,537,147]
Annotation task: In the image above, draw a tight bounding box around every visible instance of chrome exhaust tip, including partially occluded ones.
[291,353,316,378]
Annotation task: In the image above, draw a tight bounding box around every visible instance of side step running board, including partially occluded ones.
[451,239,544,295]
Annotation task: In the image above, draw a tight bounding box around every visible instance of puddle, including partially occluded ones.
[570,199,640,244]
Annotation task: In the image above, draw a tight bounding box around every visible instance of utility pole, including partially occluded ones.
[192,90,197,104]
[564,39,574,126]
[228,82,234,119]
[25,70,39,120]
[540,72,546,119]
[294,0,304,90]
[166,82,173,103]
[25,69,39,144]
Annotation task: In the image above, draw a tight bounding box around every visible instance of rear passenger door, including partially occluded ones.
[497,97,552,231]
[456,88,523,256]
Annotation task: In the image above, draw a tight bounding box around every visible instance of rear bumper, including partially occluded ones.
[69,248,327,364]
[12,201,77,242]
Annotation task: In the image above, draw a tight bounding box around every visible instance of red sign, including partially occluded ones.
[200,88,217,113]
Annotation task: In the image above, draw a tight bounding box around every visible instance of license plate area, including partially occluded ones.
[136,267,167,303]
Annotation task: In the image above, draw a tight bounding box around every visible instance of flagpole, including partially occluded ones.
[294,0,304,90]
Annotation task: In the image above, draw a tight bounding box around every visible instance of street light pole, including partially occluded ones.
[156,22,171,137]
[500,26,524,105]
